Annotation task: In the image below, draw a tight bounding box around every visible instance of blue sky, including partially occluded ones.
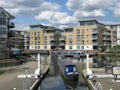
[1,0,120,30]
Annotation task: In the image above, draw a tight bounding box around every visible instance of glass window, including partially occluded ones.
[44,46,47,49]
[44,36,47,40]
[0,27,7,35]
[69,35,72,41]
[81,40,84,44]
[38,46,40,49]
[38,41,40,45]
[81,46,84,49]
[81,35,84,39]
[69,41,72,45]
[77,46,80,49]
[82,29,84,33]
[77,41,80,45]
[77,29,80,34]
[77,35,80,40]
[37,32,40,36]
[69,46,72,49]
[44,41,47,45]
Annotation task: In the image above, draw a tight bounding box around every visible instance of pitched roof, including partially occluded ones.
[0,7,15,19]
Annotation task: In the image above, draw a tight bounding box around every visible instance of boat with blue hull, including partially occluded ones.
[58,56,78,80]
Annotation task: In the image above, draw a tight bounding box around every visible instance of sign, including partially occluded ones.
[112,66,120,75]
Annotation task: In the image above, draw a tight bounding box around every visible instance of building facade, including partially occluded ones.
[25,19,120,51]
[8,30,24,50]
[64,20,111,51]
[0,7,15,59]
[24,25,64,51]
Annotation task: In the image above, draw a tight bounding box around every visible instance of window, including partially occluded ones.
[82,29,84,33]
[69,46,72,49]
[77,46,80,49]
[77,35,80,40]
[0,12,6,25]
[77,41,80,45]
[0,27,6,35]
[44,41,47,45]
[81,46,84,49]
[81,35,84,39]
[77,29,80,34]
[69,35,72,41]
[69,41,72,45]
[37,32,40,36]
[38,37,40,40]
[44,36,47,40]
[34,32,36,36]
[44,46,47,49]
[38,46,40,49]
[35,46,37,49]
[38,41,40,45]
[35,37,37,40]
[81,40,84,44]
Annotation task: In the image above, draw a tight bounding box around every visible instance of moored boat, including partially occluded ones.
[58,56,78,80]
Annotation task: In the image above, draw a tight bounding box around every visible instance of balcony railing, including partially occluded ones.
[59,37,65,41]
[8,22,15,28]
[93,42,98,45]
[59,42,65,46]
[50,37,56,41]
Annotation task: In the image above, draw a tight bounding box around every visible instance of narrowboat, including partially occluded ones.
[58,56,78,80]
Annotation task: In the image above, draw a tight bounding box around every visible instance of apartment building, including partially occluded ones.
[0,7,15,59]
[8,30,24,50]
[63,20,111,51]
[25,24,64,50]
[24,30,30,50]
[25,19,120,51]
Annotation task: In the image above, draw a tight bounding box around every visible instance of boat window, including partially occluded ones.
[74,67,76,71]
[66,67,68,72]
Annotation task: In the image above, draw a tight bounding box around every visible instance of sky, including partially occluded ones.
[1,0,120,30]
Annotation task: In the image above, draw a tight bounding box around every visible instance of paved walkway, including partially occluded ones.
[91,77,120,90]
[0,61,38,90]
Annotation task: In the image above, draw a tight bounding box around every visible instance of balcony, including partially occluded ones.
[92,31,98,34]
[59,36,65,41]
[93,42,98,45]
[50,43,55,46]
[50,37,56,41]
[8,22,15,28]
[59,42,65,46]
[92,36,98,40]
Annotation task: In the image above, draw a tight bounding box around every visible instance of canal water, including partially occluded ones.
[39,54,120,90]
[39,54,88,90]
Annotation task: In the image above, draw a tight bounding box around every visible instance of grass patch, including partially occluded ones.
[0,71,5,75]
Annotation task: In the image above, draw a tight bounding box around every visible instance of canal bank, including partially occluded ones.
[82,68,120,90]
[0,55,50,90]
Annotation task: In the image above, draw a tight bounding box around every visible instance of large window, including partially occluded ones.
[77,46,80,49]
[0,27,7,35]
[0,12,6,25]
[77,29,80,34]
[69,46,72,49]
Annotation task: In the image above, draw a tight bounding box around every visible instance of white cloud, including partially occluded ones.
[35,11,77,27]
[74,9,105,19]
[112,2,120,17]
[66,0,115,11]
[66,0,116,18]
[0,0,60,15]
